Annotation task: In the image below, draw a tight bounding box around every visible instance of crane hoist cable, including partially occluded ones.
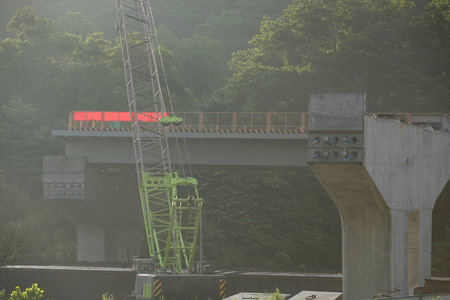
[115,0,202,275]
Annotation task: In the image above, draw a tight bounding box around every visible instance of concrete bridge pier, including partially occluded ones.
[310,164,444,299]
[405,208,432,295]
[364,115,449,297]
[307,93,450,299]
[76,223,105,262]
[43,156,143,264]
[75,222,142,263]
[309,164,393,299]
[44,120,310,264]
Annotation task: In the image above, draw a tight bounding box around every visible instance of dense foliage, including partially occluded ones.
[1,284,43,300]
[197,169,340,269]
[0,0,449,271]
[222,0,450,112]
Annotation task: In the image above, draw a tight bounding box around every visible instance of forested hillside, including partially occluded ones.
[223,0,450,112]
[0,0,292,51]
[0,0,449,271]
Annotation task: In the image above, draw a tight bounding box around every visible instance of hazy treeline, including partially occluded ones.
[0,0,449,271]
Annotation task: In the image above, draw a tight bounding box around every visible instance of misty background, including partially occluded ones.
[0,0,449,273]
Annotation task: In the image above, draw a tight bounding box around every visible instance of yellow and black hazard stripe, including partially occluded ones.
[219,279,227,299]
[153,279,162,300]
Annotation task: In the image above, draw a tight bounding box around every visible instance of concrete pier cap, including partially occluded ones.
[307,93,450,300]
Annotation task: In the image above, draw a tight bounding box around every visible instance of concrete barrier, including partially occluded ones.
[1,266,342,300]
[361,294,450,300]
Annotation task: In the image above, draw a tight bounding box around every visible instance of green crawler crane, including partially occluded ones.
[140,172,202,273]
[115,0,203,275]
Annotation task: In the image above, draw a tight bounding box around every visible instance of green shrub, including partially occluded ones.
[102,293,114,300]
[268,289,284,300]
[9,284,43,300]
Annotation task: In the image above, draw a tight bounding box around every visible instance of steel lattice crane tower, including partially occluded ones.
[115,0,202,275]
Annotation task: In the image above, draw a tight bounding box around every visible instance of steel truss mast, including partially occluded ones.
[115,0,202,274]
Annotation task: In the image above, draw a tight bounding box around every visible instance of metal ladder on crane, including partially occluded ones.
[115,0,202,275]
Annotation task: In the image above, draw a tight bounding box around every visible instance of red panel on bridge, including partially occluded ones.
[73,111,163,122]
[73,111,102,121]
[102,112,128,121]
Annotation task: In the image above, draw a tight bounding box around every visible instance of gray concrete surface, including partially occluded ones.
[290,290,342,300]
[364,116,450,296]
[44,131,308,264]
[1,265,133,300]
[44,131,308,263]
[361,294,450,300]
[223,292,291,300]
[51,130,308,167]
[308,93,366,131]
[308,94,450,300]
[43,98,450,300]
[43,156,142,263]
[1,266,342,300]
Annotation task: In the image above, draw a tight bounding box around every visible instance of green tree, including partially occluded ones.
[102,293,114,300]
[222,0,450,112]
[150,0,235,38]
[0,7,126,114]
[0,222,25,266]
[54,11,98,37]
[0,94,76,264]
[0,9,106,265]
[175,34,226,100]
[197,168,341,270]
[157,45,200,111]
[6,6,38,35]
[9,284,43,300]
[156,25,180,51]
[7,6,53,42]
[411,0,450,111]
[432,226,450,275]
[0,96,52,188]
[194,0,291,53]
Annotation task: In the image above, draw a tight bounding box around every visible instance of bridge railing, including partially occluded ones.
[176,112,307,132]
[69,112,308,132]
[68,112,449,132]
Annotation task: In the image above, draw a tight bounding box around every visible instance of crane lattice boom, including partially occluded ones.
[115,0,202,274]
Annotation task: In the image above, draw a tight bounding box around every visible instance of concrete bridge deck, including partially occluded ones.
[52,129,308,167]
[43,101,450,300]
[55,111,448,167]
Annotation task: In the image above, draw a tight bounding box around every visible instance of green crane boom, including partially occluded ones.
[115,0,202,274]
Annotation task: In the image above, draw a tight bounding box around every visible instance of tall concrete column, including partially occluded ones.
[364,116,449,295]
[418,209,432,289]
[341,208,392,294]
[77,223,105,262]
[307,94,450,299]
[310,164,392,299]
[391,209,408,294]
[407,210,420,295]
